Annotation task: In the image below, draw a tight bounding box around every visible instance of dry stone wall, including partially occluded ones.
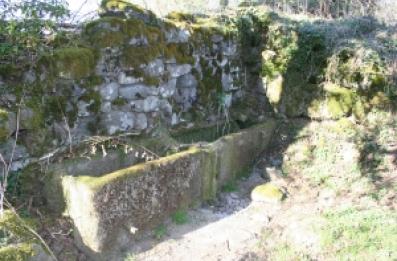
[0,6,263,175]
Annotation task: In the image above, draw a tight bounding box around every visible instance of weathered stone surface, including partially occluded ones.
[174,87,197,111]
[167,64,192,77]
[100,101,112,113]
[165,28,190,43]
[0,140,30,172]
[222,42,238,56]
[100,82,119,101]
[134,112,148,130]
[159,99,173,116]
[159,78,177,98]
[118,72,142,85]
[129,36,149,46]
[57,121,276,259]
[119,84,158,100]
[222,72,234,91]
[211,34,224,43]
[144,59,165,77]
[176,74,197,89]
[77,100,91,117]
[130,96,160,112]
[100,111,135,135]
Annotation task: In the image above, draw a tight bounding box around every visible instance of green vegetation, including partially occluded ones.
[0,243,36,261]
[153,224,167,239]
[123,253,137,261]
[171,210,189,225]
[319,208,397,260]
[53,47,96,79]
[221,180,238,192]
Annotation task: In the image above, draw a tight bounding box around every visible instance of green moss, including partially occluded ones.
[23,100,46,130]
[83,75,104,89]
[0,108,8,122]
[251,183,284,202]
[324,83,355,119]
[166,12,196,23]
[53,47,96,79]
[80,90,101,113]
[0,211,38,241]
[326,46,388,91]
[84,16,162,48]
[171,210,188,225]
[78,146,202,190]
[0,243,35,261]
[122,46,162,68]
[164,43,194,64]
[143,75,160,86]
[0,64,21,80]
[112,97,128,106]
[100,0,145,14]
[196,60,222,107]
[221,180,238,192]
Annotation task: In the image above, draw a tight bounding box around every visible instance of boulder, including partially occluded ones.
[251,183,284,203]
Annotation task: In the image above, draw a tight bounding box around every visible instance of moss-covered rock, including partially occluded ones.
[251,183,284,203]
[326,45,387,91]
[53,47,96,79]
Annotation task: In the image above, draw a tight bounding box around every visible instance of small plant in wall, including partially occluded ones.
[172,210,189,225]
[153,224,167,240]
[221,180,238,193]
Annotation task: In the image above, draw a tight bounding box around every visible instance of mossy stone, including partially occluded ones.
[266,75,283,106]
[53,47,96,79]
[251,183,284,203]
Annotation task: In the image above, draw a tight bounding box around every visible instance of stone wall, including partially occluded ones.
[0,4,265,175]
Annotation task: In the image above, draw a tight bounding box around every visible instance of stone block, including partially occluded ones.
[46,120,276,259]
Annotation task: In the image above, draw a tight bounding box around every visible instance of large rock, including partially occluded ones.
[251,183,284,203]
[119,84,159,100]
[100,111,135,135]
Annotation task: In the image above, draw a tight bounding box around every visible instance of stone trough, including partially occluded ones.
[45,120,276,259]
